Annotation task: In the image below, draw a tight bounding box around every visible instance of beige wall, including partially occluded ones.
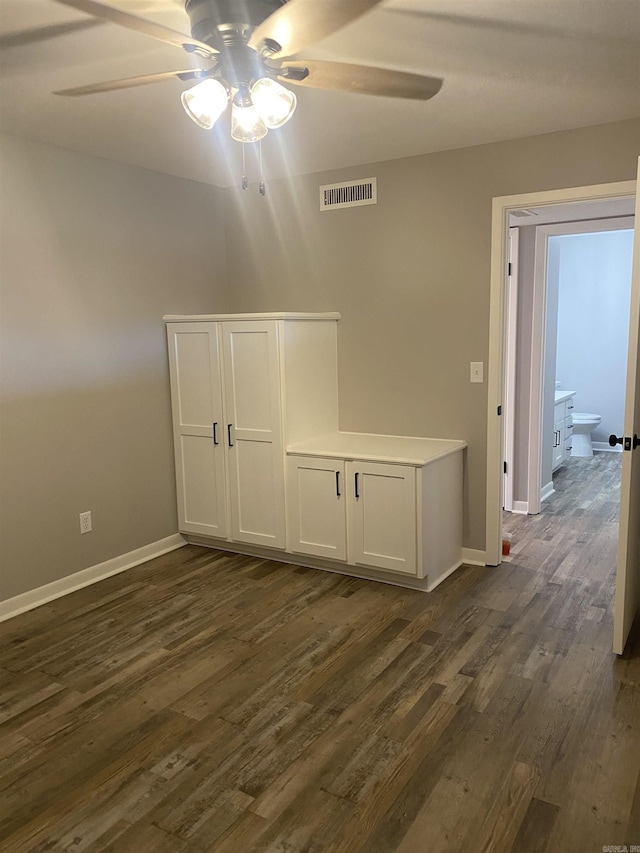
[223,118,640,551]
[2,119,638,604]
[0,134,228,601]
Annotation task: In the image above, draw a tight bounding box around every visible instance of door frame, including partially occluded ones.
[486,180,637,566]
[502,227,519,513]
[526,216,636,516]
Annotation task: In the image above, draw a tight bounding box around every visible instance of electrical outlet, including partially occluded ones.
[79,511,92,534]
[470,362,484,383]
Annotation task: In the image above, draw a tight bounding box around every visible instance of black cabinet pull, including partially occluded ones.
[212,422,219,445]
[336,471,341,497]
[228,424,234,447]
[354,472,360,499]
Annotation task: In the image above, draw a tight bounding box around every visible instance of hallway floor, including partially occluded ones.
[503,451,622,583]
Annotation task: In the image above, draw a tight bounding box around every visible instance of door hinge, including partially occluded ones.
[497,405,502,416]
[508,262,512,276]
[504,461,507,474]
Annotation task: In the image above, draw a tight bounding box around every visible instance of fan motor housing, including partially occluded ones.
[185,0,286,47]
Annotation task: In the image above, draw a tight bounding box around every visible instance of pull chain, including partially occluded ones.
[241,141,248,190]
[259,139,265,196]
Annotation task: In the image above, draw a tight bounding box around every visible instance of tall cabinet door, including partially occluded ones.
[222,321,286,549]
[166,323,227,538]
[347,461,417,575]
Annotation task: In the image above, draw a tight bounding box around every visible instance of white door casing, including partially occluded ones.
[487,180,636,568]
[527,216,634,515]
[614,158,640,655]
[503,227,519,512]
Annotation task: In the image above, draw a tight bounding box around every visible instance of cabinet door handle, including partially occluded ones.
[227,424,234,447]
[336,471,341,497]
[354,472,360,499]
[212,422,219,445]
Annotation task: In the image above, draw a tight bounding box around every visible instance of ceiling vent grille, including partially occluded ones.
[319,178,377,211]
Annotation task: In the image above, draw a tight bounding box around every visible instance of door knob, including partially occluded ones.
[609,434,640,450]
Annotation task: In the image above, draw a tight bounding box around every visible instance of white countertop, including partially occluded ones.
[163,312,341,322]
[287,431,466,466]
[555,390,576,404]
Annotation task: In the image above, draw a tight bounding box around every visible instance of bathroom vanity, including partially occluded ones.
[164,313,467,591]
[552,390,576,471]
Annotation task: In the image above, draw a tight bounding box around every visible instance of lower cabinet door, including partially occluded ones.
[287,456,347,560]
[347,461,417,575]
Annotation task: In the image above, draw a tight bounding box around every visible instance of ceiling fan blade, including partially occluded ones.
[52,0,217,58]
[277,60,443,100]
[54,68,207,96]
[249,0,384,59]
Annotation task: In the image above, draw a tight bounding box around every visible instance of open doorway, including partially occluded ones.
[501,201,634,582]
[485,176,640,654]
[503,204,635,517]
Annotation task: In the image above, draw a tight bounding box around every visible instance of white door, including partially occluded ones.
[222,321,286,549]
[287,456,347,560]
[347,461,417,575]
[614,162,640,655]
[166,323,227,538]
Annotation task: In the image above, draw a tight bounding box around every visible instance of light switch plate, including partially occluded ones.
[470,362,484,383]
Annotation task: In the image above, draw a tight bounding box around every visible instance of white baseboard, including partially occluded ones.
[512,500,529,515]
[540,481,555,503]
[0,533,186,623]
[461,548,487,566]
[593,441,622,453]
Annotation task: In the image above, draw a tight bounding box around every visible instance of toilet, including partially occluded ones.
[571,413,602,457]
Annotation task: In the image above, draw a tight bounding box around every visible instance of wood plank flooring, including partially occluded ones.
[1,453,639,852]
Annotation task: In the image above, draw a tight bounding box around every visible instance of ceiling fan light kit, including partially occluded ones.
[230,94,268,142]
[180,77,228,129]
[50,0,443,187]
[181,75,297,136]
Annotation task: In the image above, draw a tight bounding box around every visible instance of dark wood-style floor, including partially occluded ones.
[1,454,639,852]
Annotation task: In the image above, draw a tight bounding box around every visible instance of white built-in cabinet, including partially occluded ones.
[165,313,467,591]
[166,314,339,551]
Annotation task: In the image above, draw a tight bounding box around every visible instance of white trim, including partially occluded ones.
[0,534,186,622]
[512,501,529,514]
[540,481,555,503]
[486,180,637,567]
[461,548,487,566]
[593,441,622,453]
[503,227,519,512]
[527,225,551,515]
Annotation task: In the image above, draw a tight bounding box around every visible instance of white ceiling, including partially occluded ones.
[1,0,639,188]
[509,197,636,226]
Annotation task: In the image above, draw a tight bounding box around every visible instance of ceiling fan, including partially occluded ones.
[50,0,444,143]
